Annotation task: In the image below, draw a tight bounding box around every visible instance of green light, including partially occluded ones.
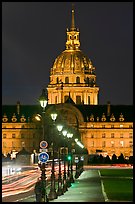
[67,154,72,161]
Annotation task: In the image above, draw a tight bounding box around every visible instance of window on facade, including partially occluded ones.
[65,77,69,83]
[91,134,94,138]
[76,76,80,83]
[56,77,59,83]
[12,141,15,148]
[88,96,90,105]
[120,124,123,128]
[129,133,133,138]
[120,133,123,138]
[102,125,105,128]
[129,125,133,128]
[64,95,69,102]
[102,133,106,138]
[129,141,133,147]
[111,125,114,128]
[21,134,24,139]
[111,141,114,147]
[55,96,57,104]
[3,134,7,138]
[120,141,124,147]
[102,141,106,147]
[76,96,81,104]
[111,133,114,138]
[91,141,94,147]
[3,142,6,148]
[12,134,16,138]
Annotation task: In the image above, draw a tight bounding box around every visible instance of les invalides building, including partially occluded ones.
[2,7,133,159]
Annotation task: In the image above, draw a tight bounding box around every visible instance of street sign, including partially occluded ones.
[40,141,48,149]
[38,152,49,163]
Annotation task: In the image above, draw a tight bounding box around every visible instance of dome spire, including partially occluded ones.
[71,3,76,31]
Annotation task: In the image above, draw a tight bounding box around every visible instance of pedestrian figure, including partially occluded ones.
[34,178,43,202]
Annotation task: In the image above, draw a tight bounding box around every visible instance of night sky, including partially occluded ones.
[2,2,133,105]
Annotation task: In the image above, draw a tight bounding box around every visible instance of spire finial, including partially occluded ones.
[71,3,75,31]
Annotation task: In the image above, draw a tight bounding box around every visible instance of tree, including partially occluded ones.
[117,153,125,164]
[111,154,117,164]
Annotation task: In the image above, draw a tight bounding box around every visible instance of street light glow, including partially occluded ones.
[35,114,42,121]
[57,125,63,132]
[62,130,67,137]
[51,113,57,121]
[74,138,84,149]
[67,133,73,138]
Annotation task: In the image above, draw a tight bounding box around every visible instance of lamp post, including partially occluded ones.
[62,130,68,193]
[56,125,64,196]
[48,112,58,200]
[38,89,48,202]
[67,133,74,184]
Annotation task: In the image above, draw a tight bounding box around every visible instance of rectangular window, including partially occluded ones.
[120,133,123,138]
[102,141,106,147]
[3,142,6,148]
[12,141,15,148]
[3,134,7,138]
[91,141,94,147]
[21,133,25,139]
[129,141,133,147]
[120,141,124,147]
[64,95,68,103]
[102,125,105,128]
[91,134,94,138]
[111,133,114,138]
[76,96,81,104]
[111,125,114,128]
[120,124,123,128]
[129,133,133,138]
[102,133,106,138]
[12,134,16,138]
[55,96,57,104]
[88,96,90,105]
[111,141,114,147]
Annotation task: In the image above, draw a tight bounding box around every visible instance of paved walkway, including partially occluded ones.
[50,169,105,202]
[18,169,105,202]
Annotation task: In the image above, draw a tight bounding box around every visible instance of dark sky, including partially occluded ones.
[2,2,133,105]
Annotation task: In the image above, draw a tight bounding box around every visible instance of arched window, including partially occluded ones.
[76,96,81,104]
[56,77,59,84]
[65,77,69,83]
[64,95,69,102]
[76,76,80,83]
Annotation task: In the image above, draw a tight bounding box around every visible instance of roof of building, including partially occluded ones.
[2,103,133,123]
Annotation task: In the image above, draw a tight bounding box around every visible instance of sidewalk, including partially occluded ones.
[19,169,105,202]
[50,169,105,202]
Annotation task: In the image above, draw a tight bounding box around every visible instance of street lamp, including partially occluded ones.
[62,130,68,193]
[48,112,58,200]
[38,88,48,202]
[56,125,64,196]
[39,88,48,141]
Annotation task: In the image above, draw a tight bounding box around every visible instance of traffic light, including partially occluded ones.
[67,154,72,161]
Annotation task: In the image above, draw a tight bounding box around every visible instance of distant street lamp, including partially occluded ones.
[62,130,68,193]
[38,88,48,202]
[56,125,64,196]
[48,112,58,200]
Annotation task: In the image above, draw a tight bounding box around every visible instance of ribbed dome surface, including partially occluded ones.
[52,49,93,73]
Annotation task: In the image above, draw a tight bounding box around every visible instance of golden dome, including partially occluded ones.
[52,49,95,74]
